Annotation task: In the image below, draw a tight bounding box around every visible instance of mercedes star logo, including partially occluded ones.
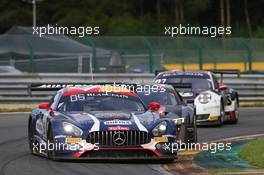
[113,131,126,145]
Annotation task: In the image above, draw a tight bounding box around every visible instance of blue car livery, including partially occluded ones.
[28,84,179,161]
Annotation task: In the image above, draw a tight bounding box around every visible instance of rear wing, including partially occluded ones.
[30,84,81,91]
[154,70,166,76]
[207,69,240,83]
[30,82,138,92]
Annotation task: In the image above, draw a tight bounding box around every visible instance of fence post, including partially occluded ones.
[77,55,83,73]
[143,37,154,73]
[23,35,34,73]
[9,59,15,67]
[181,57,185,70]
[191,38,203,70]
[240,38,253,73]
[84,37,97,73]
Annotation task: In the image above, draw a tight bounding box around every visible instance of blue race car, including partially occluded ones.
[28,84,180,161]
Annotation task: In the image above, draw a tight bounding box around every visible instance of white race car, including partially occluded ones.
[154,70,239,126]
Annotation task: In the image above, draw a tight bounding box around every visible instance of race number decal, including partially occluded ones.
[70,94,85,102]
[155,78,166,83]
[226,94,232,105]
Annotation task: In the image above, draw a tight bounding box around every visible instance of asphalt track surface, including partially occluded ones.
[0,108,263,175]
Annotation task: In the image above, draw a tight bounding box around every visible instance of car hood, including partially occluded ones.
[63,111,160,131]
[89,111,132,120]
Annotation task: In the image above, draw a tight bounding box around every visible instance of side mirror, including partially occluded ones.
[38,103,51,110]
[149,102,161,112]
[218,83,228,90]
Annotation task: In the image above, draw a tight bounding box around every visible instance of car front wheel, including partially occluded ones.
[47,125,56,160]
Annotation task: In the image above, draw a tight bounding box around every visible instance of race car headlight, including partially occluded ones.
[173,118,185,126]
[198,93,211,104]
[152,121,167,136]
[62,122,83,137]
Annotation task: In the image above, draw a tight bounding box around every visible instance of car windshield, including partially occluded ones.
[138,89,180,106]
[157,76,212,91]
[56,92,146,112]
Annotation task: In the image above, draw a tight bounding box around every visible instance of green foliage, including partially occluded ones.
[185,0,211,17]
[253,27,264,38]
[0,0,263,37]
[239,139,264,168]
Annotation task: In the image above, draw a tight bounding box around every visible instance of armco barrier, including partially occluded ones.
[0,73,263,102]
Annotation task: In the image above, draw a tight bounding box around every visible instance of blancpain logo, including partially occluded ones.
[104,120,132,125]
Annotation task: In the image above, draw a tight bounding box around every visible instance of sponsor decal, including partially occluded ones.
[65,138,82,143]
[108,126,130,131]
[54,135,66,139]
[208,116,219,121]
[100,85,131,94]
[154,137,168,142]
[69,93,129,100]
[104,120,132,125]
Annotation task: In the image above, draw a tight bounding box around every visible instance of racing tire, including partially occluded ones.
[179,115,197,144]
[232,116,238,124]
[179,115,190,143]
[217,102,225,127]
[191,116,198,143]
[47,125,56,160]
[28,117,44,156]
[186,115,198,144]
[28,117,34,154]
[231,98,239,124]
[178,124,188,143]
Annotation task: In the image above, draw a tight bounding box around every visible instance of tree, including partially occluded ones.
[174,0,184,25]
[174,0,180,25]
[0,0,263,37]
[156,0,161,22]
[226,0,231,28]
[244,0,252,37]
[220,0,225,29]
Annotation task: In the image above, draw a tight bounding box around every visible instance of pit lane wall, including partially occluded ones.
[0,73,263,102]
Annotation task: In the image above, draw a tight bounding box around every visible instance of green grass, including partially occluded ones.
[193,168,264,175]
[0,108,33,113]
[207,168,246,173]
[239,139,264,168]
[240,101,264,107]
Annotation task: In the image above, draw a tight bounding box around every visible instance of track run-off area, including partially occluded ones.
[0,108,263,175]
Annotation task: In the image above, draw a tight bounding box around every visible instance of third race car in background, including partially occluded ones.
[137,83,197,144]
[154,70,239,126]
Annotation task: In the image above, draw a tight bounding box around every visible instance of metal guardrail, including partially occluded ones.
[0,73,263,102]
